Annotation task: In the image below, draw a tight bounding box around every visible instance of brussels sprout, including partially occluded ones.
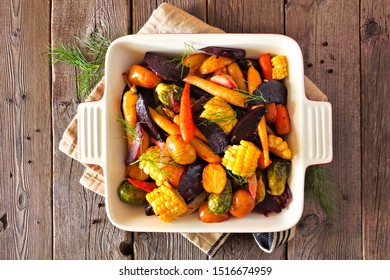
[155,83,182,112]
[267,158,291,196]
[118,180,147,205]
[207,180,232,214]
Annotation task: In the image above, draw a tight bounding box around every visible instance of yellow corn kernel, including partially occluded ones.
[200,97,238,134]
[222,140,260,178]
[138,146,171,187]
[146,182,187,222]
[268,134,292,159]
[271,55,288,80]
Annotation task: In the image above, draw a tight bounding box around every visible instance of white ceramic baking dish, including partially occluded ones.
[77,34,332,233]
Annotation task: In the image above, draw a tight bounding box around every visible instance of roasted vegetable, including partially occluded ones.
[265,102,277,123]
[207,180,232,214]
[259,53,273,81]
[183,53,209,75]
[199,96,238,135]
[199,55,234,75]
[267,158,291,196]
[178,160,208,201]
[127,163,149,181]
[257,116,272,169]
[127,178,157,193]
[198,201,230,223]
[138,146,184,188]
[184,192,208,216]
[199,46,246,60]
[118,180,147,205]
[271,55,288,80]
[222,140,261,178]
[230,106,266,145]
[247,64,262,94]
[179,82,195,142]
[144,52,189,81]
[146,181,188,222]
[268,134,292,159]
[254,193,282,216]
[202,163,227,194]
[190,137,221,163]
[183,75,247,108]
[275,104,291,135]
[166,134,197,165]
[128,64,161,88]
[255,169,267,203]
[246,80,288,107]
[173,114,208,143]
[209,73,238,89]
[148,106,181,135]
[194,118,228,154]
[136,92,166,143]
[229,189,255,218]
[155,83,182,113]
[227,62,247,92]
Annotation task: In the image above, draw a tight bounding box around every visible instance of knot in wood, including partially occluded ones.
[297,213,320,236]
[0,213,8,232]
[362,18,380,40]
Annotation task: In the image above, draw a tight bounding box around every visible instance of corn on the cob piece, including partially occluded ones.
[200,97,238,134]
[138,146,172,187]
[268,134,292,159]
[222,140,261,178]
[146,181,187,222]
[271,55,288,80]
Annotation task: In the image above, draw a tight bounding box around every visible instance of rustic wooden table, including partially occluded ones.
[1,0,389,260]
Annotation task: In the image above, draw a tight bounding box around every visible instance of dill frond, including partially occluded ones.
[169,42,198,76]
[305,165,338,219]
[44,33,111,100]
[116,116,142,143]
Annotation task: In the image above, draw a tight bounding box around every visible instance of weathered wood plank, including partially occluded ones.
[285,0,362,259]
[0,0,52,259]
[208,0,284,33]
[51,0,130,259]
[360,0,390,260]
[209,0,286,260]
[131,0,208,260]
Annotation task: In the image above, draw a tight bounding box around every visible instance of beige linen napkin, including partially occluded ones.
[59,2,327,257]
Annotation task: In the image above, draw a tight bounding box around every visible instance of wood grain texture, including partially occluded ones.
[285,0,362,259]
[0,0,52,259]
[208,0,284,33]
[360,0,390,260]
[51,0,130,260]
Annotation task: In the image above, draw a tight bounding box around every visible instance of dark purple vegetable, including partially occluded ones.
[125,123,142,165]
[199,46,246,59]
[144,52,189,81]
[246,80,288,107]
[145,204,155,216]
[136,92,166,143]
[254,193,282,216]
[275,184,292,209]
[230,106,266,145]
[194,118,228,154]
[177,160,208,202]
[191,96,209,118]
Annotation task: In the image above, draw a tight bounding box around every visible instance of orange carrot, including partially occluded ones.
[148,107,181,135]
[179,82,195,142]
[191,137,221,163]
[259,53,273,81]
[227,62,247,92]
[265,102,277,123]
[199,55,234,75]
[275,104,291,135]
[247,65,262,94]
[173,115,208,143]
[128,64,161,88]
[257,116,272,169]
[183,75,247,108]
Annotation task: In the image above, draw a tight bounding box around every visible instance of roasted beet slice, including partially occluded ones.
[246,80,288,107]
[199,46,246,59]
[254,193,282,216]
[177,160,208,202]
[230,106,266,145]
[136,92,166,143]
[191,96,209,118]
[275,184,292,209]
[125,123,142,165]
[144,52,189,81]
[194,117,228,154]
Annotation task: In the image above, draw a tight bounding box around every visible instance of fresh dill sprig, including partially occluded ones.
[226,169,249,185]
[116,116,142,143]
[305,165,338,219]
[169,42,198,76]
[44,32,111,100]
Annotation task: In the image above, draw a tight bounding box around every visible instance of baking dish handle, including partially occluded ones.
[302,99,333,167]
[77,100,104,166]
